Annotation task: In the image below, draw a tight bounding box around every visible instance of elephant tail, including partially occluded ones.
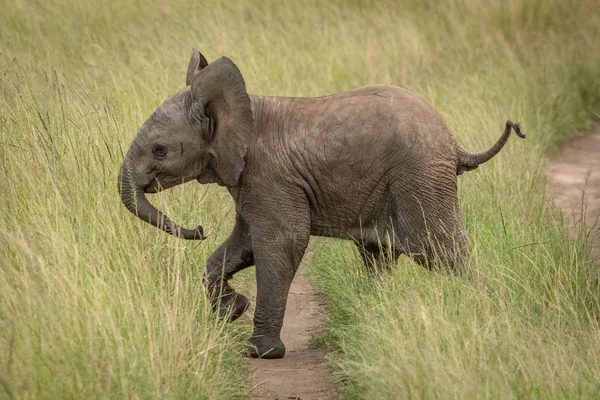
[456,120,525,175]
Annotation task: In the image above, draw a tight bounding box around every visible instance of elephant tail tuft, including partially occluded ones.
[456,120,525,175]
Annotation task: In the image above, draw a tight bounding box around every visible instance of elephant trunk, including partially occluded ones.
[117,159,205,240]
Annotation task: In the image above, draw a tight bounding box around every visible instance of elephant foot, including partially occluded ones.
[215,291,250,322]
[247,335,286,359]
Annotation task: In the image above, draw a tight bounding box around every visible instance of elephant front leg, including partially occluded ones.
[205,214,254,322]
[245,199,311,359]
[248,235,309,359]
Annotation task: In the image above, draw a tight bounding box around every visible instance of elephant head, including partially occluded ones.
[117,49,254,239]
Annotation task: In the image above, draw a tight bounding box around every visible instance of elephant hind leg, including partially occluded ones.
[355,241,401,278]
[405,232,468,273]
[392,186,469,273]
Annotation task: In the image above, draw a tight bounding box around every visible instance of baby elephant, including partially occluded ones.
[117,49,525,359]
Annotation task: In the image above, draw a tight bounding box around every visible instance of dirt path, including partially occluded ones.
[546,123,600,262]
[248,262,337,399]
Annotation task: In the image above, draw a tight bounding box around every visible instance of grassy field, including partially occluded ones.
[1,0,600,399]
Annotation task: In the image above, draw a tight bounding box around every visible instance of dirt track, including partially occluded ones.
[546,123,600,263]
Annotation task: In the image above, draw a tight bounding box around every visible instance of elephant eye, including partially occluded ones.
[152,143,168,158]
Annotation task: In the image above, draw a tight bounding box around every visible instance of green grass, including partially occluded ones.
[1,0,600,398]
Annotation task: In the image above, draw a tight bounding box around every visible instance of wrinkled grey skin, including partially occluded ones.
[117,49,525,359]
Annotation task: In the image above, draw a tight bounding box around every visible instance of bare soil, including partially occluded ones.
[546,123,600,263]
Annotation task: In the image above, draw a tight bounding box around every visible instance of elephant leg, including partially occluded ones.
[245,197,311,359]
[355,241,399,277]
[391,174,468,273]
[205,213,254,322]
[410,230,468,273]
[401,208,468,273]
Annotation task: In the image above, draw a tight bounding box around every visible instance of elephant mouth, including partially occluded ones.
[144,182,160,193]
[145,175,200,193]
[144,177,167,193]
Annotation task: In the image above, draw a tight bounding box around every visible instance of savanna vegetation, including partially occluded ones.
[1,0,599,399]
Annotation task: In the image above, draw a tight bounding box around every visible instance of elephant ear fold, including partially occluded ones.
[186,48,209,86]
[191,57,255,187]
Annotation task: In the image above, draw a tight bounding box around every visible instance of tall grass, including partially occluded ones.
[1,0,599,398]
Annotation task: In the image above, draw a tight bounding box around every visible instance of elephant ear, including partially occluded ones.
[191,57,254,187]
[186,48,209,86]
